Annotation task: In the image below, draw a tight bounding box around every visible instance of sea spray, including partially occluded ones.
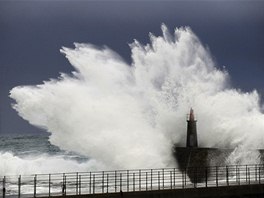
[10,24,264,171]
[0,152,97,176]
[0,136,94,175]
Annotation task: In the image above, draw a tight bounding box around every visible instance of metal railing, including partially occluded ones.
[1,164,264,197]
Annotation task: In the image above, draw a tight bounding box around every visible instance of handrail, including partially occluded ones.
[1,164,264,197]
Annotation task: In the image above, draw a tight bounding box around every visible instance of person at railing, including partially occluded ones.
[3,187,6,198]
[62,183,66,196]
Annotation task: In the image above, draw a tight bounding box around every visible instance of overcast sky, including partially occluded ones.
[0,1,263,135]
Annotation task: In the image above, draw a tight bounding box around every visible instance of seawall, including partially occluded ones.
[39,184,264,198]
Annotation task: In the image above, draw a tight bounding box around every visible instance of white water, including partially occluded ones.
[9,24,264,173]
[0,152,98,176]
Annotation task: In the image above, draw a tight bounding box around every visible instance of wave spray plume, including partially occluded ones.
[10,24,264,171]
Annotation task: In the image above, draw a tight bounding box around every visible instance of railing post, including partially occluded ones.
[133,173,135,192]
[236,165,238,183]
[259,166,261,184]
[226,166,229,186]
[248,167,250,185]
[150,169,153,190]
[48,174,51,197]
[194,167,197,188]
[62,174,64,196]
[216,166,218,187]
[170,171,172,189]
[184,168,186,187]
[162,169,164,189]
[139,170,141,191]
[158,171,160,190]
[175,168,177,188]
[114,171,117,193]
[181,169,184,189]
[262,164,264,183]
[79,175,81,195]
[106,174,108,193]
[255,165,257,181]
[146,172,148,191]
[120,173,122,192]
[127,170,129,192]
[89,172,91,194]
[238,167,240,185]
[76,172,79,195]
[93,174,95,194]
[18,175,21,198]
[34,175,37,198]
[246,165,248,183]
[64,175,67,196]
[3,176,6,198]
[102,171,104,193]
[205,167,208,187]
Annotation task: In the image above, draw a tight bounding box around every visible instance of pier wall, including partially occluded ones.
[43,184,264,198]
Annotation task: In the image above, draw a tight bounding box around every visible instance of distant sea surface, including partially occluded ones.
[0,135,89,176]
[0,135,60,156]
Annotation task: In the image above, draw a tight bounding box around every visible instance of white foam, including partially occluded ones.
[0,152,100,176]
[9,25,264,171]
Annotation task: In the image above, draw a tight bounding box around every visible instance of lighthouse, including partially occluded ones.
[186,108,198,147]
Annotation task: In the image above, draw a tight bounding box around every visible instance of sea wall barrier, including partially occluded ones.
[1,164,264,198]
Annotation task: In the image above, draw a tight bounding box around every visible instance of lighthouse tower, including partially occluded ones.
[186,108,198,147]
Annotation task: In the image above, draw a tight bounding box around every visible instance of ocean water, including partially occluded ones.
[0,135,60,157]
[0,135,90,176]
